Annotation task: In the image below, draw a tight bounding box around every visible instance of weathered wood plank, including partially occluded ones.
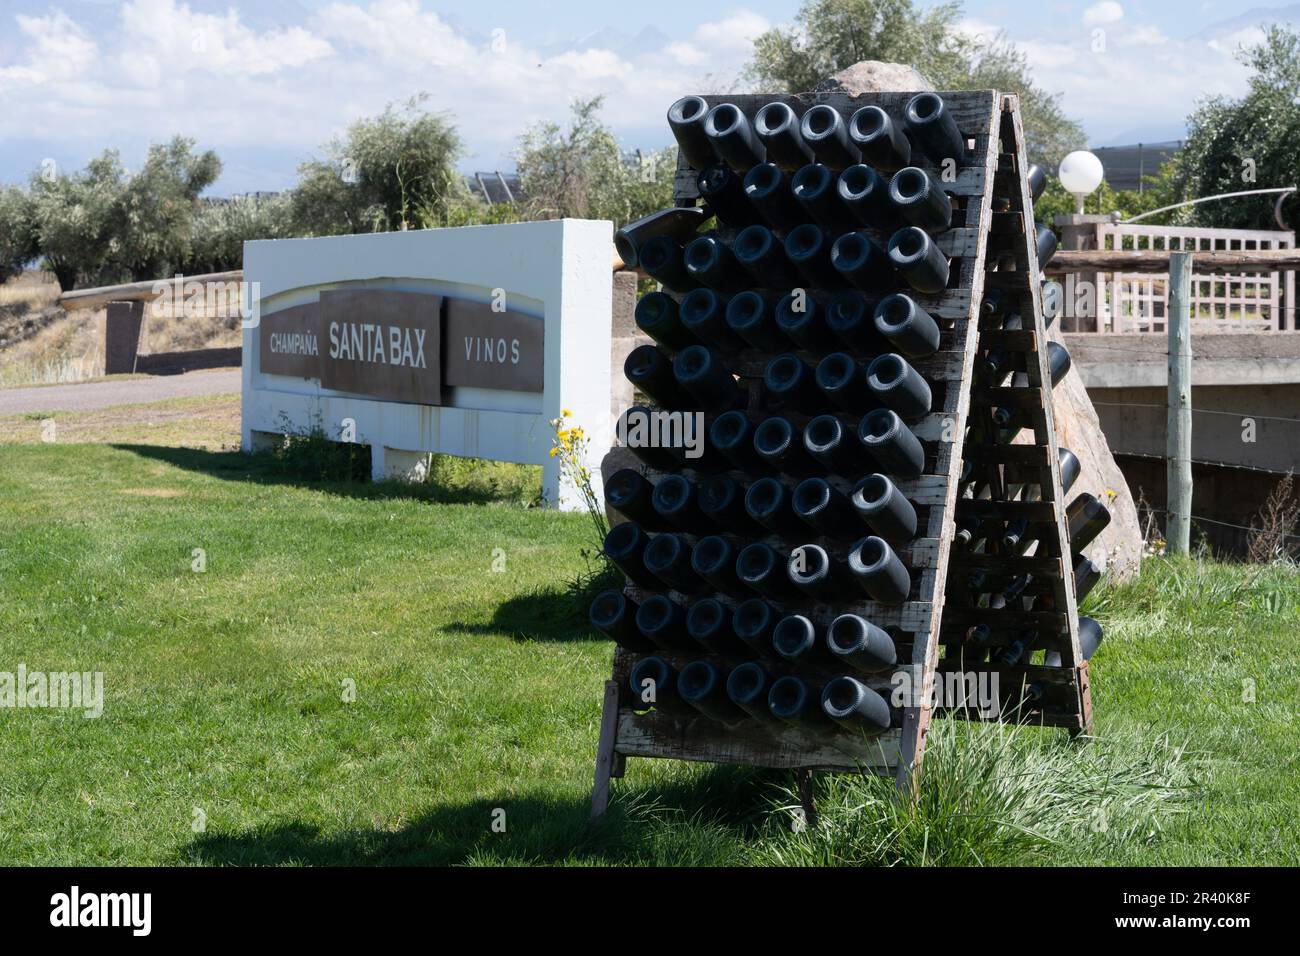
[615,711,903,770]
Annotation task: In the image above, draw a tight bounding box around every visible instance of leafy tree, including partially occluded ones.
[112,137,221,280]
[0,186,39,284]
[184,193,295,274]
[516,96,675,228]
[1171,24,1300,229]
[291,95,467,235]
[27,138,219,288]
[747,0,1086,167]
[28,151,126,291]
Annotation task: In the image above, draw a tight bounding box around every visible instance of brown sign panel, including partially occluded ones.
[443,298,544,393]
[259,302,322,379]
[319,289,442,405]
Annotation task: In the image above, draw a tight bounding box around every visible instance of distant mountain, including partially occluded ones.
[1188,3,1300,42]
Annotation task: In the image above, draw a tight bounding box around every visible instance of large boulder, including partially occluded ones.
[811,60,935,94]
[1034,321,1143,578]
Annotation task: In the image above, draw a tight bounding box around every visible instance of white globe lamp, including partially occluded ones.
[1058,150,1105,214]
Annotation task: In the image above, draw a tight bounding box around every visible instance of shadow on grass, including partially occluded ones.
[448,563,622,644]
[181,764,780,866]
[112,443,518,506]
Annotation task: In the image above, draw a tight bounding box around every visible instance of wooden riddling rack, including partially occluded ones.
[937,96,1090,731]
[592,91,1087,819]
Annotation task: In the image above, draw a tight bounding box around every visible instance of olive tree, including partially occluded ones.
[291,95,468,235]
[0,186,39,284]
[516,96,675,228]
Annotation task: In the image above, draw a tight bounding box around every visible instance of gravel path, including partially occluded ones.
[0,369,241,416]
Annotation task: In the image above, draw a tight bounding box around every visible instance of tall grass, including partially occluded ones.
[0,347,103,387]
[751,720,1195,866]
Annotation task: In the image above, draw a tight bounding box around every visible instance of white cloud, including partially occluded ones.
[1116,24,1169,47]
[1206,27,1267,56]
[0,12,97,88]
[1,2,779,189]
[1082,2,1125,27]
[121,0,332,78]
[664,41,708,67]
[692,11,770,59]
[544,48,634,81]
[315,0,475,69]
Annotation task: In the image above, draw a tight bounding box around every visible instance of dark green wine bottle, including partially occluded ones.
[850,473,917,542]
[606,468,671,531]
[743,163,803,231]
[889,167,952,233]
[732,598,778,657]
[736,542,800,600]
[847,105,911,171]
[668,96,715,170]
[726,662,775,720]
[838,164,899,229]
[703,103,766,171]
[690,535,748,598]
[787,543,858,600]
[679,659,746,722]
[826,614,896,673]
[744,477,804,538]
[629,655,692,716]
[726,290,789,351]
[847,535,911,604]
[643,532,708,594]
[768,675,826,726]
[903,92,965,163]
[615,206,707,269]
[635,594,694,651]
[590,589,656,651]
[799,105,861,169]
[639,236,700,292]
[792,480,860,539]
[698,163,758,228]
[687,597,749,656]
[753,102,814,170]
[821,676,892,734]
[803,414,872,475]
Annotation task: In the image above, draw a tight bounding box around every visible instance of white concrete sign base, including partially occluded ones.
[241,219,613,509]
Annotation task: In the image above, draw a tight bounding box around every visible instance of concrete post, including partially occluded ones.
[1167,252,1193,554]
[105,300,145,374]
[610,270,644,435]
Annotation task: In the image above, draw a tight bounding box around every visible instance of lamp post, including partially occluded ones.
[1058,150,1105,214]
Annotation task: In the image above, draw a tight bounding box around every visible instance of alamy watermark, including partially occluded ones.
[149,275,261,329]
[0,665,103,719]
[617,407,705,460]
[890,664,1001,718]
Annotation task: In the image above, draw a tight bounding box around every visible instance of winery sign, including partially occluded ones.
[258,288,544,404]
[241,220,613,509]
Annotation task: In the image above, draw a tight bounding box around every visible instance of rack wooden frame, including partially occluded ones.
[591,91,1088,821]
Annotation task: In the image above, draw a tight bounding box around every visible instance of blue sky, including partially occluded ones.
[1,1,1294,194]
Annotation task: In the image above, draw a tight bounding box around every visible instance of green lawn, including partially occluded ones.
[0,440,1297,866]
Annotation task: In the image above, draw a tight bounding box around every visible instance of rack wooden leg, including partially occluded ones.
[796,768,818,829]
[590,680,621,821]
[1072,662,1094,737]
